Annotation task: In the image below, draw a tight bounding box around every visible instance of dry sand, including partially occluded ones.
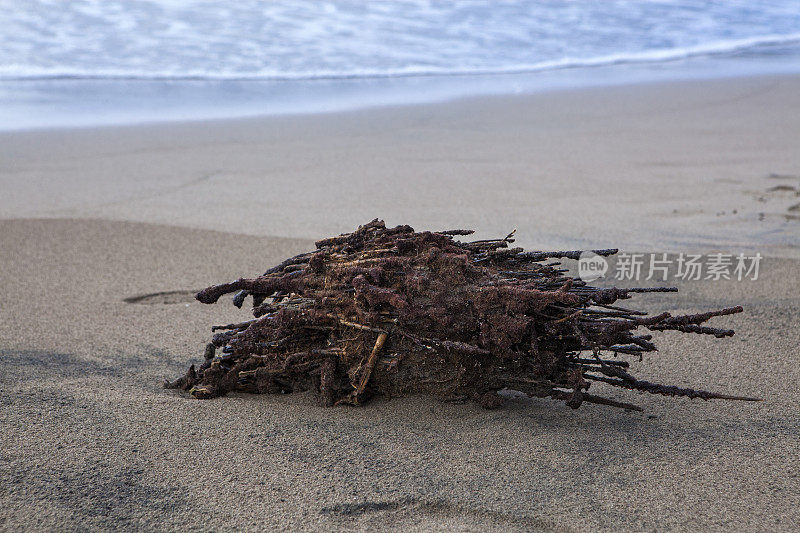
[1,75,799,531]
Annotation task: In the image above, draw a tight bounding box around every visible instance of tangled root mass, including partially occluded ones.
[167,220,759,411]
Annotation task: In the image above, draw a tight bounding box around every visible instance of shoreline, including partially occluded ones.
[3,48,800,132]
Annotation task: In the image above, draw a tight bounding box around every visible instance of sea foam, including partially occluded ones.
[2,1,799,81]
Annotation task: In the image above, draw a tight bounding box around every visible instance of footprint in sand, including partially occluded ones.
[752,173,800,221]
[767,172,800,180]
[766,184,798,193]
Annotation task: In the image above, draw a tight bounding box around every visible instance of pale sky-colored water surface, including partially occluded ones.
[1,0,800,128]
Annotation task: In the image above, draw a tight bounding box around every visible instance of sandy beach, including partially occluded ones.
[1,75,799,531]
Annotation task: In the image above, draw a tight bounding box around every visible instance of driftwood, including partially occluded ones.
[167,220,759,411]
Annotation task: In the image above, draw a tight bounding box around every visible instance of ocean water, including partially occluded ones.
[2,0,800,129]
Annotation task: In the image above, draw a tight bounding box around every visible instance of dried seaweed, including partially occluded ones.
[167,219,759,411]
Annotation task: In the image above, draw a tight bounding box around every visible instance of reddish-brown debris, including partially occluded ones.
[167,219,760,411]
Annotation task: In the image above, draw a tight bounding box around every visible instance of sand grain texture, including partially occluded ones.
[1,76,799,531]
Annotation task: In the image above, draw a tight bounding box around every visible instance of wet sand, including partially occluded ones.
[1,75,799,531]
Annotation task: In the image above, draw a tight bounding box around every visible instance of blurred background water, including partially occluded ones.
[2,0,799,130]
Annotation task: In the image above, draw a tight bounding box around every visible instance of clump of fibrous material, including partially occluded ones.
[167,220,759,411]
